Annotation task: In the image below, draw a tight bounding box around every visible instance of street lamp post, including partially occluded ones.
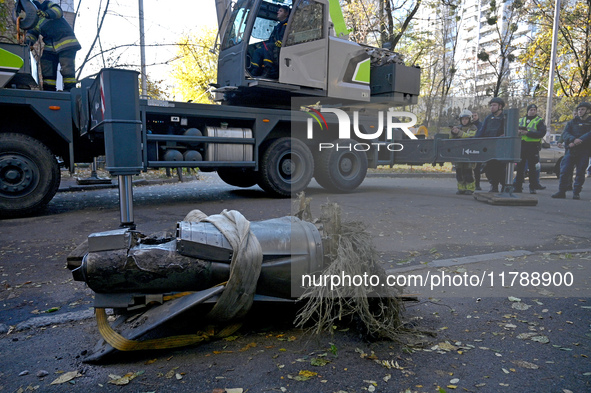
[139,0,148,98]
[544,0,561,139]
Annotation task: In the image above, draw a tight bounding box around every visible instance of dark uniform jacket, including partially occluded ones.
[561,116,591,152]
[26,1,81,54]
[475,112,505,138]
[268,20,288,48]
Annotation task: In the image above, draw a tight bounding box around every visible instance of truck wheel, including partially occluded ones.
[257,137,314,197]
[217,168,257,188]
[0,133,60,217]
[314,139,368,193]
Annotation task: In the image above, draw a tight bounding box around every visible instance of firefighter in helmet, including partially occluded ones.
[24,1,81,91]
[451,110,478,194]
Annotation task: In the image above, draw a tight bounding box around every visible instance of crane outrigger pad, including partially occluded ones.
[473,192,538,206]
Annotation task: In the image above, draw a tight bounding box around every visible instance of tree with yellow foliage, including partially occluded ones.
[171,28,217,103]
[521,0,591,97]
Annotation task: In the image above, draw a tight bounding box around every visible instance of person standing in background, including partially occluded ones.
[451,110,478,194]
[551,102,591,200]
[475,97,507,193]
[471,112,483,190]
[513,104,546,194]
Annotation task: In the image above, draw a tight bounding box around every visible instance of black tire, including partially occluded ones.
[257,137,314,197]
[314,139,368,193]
[0,133,60,217]
[554,157,563,178]
[217,168,257,188]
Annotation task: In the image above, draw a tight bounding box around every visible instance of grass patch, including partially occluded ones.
[369,163,453,174]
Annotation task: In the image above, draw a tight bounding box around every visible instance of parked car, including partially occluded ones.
[539,142,565,177]
[516,142,564,179]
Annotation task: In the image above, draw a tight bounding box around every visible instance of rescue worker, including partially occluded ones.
[471,112,482,130]
[248,5,290,78]
[451,110,478,194]
[475,97,506,193]
[471,112,483,190]
[513,104,547,194]
[551,102,591,200]
[25,1,81,91]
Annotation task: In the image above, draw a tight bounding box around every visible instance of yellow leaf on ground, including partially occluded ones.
[437,342,458,351]
[108,371,144,385]
[299,370,318,378]
[165,367,179,379]
[240,342,257,351]
[50,371,81,385]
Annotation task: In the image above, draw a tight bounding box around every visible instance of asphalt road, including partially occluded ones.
[1,173,590,392]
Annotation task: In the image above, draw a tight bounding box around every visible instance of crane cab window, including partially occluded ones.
[221,0,253,50]
[250,18,277,43]
[249,1,293,44]
[285,0,324,46]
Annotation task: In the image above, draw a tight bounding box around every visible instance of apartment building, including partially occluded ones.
[415,0,534,97]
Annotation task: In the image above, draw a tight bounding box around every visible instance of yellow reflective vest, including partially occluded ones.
[518,116,544,142]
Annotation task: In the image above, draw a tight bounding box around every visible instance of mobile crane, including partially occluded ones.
[0,0,519,222]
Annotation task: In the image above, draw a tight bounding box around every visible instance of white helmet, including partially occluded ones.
[459,110,472,119]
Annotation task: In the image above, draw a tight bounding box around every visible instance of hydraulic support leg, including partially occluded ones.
[500,108,520,196]
[118,175,135,229]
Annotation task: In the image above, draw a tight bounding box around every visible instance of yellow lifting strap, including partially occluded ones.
[95,308,242,352]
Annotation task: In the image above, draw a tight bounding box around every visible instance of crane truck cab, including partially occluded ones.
[215,0,420,108]
[0,47,24,88]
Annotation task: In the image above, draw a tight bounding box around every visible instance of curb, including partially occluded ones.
[57,177,198,193]
[57,173,455,192]
[386,248,591,275]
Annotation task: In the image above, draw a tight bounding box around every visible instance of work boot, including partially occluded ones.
[248,66,262,77]
[512,183,522,193]
[534,184,546,190]
[551,191,566,199]
[573,193,580,200]
[529,188,537,194]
